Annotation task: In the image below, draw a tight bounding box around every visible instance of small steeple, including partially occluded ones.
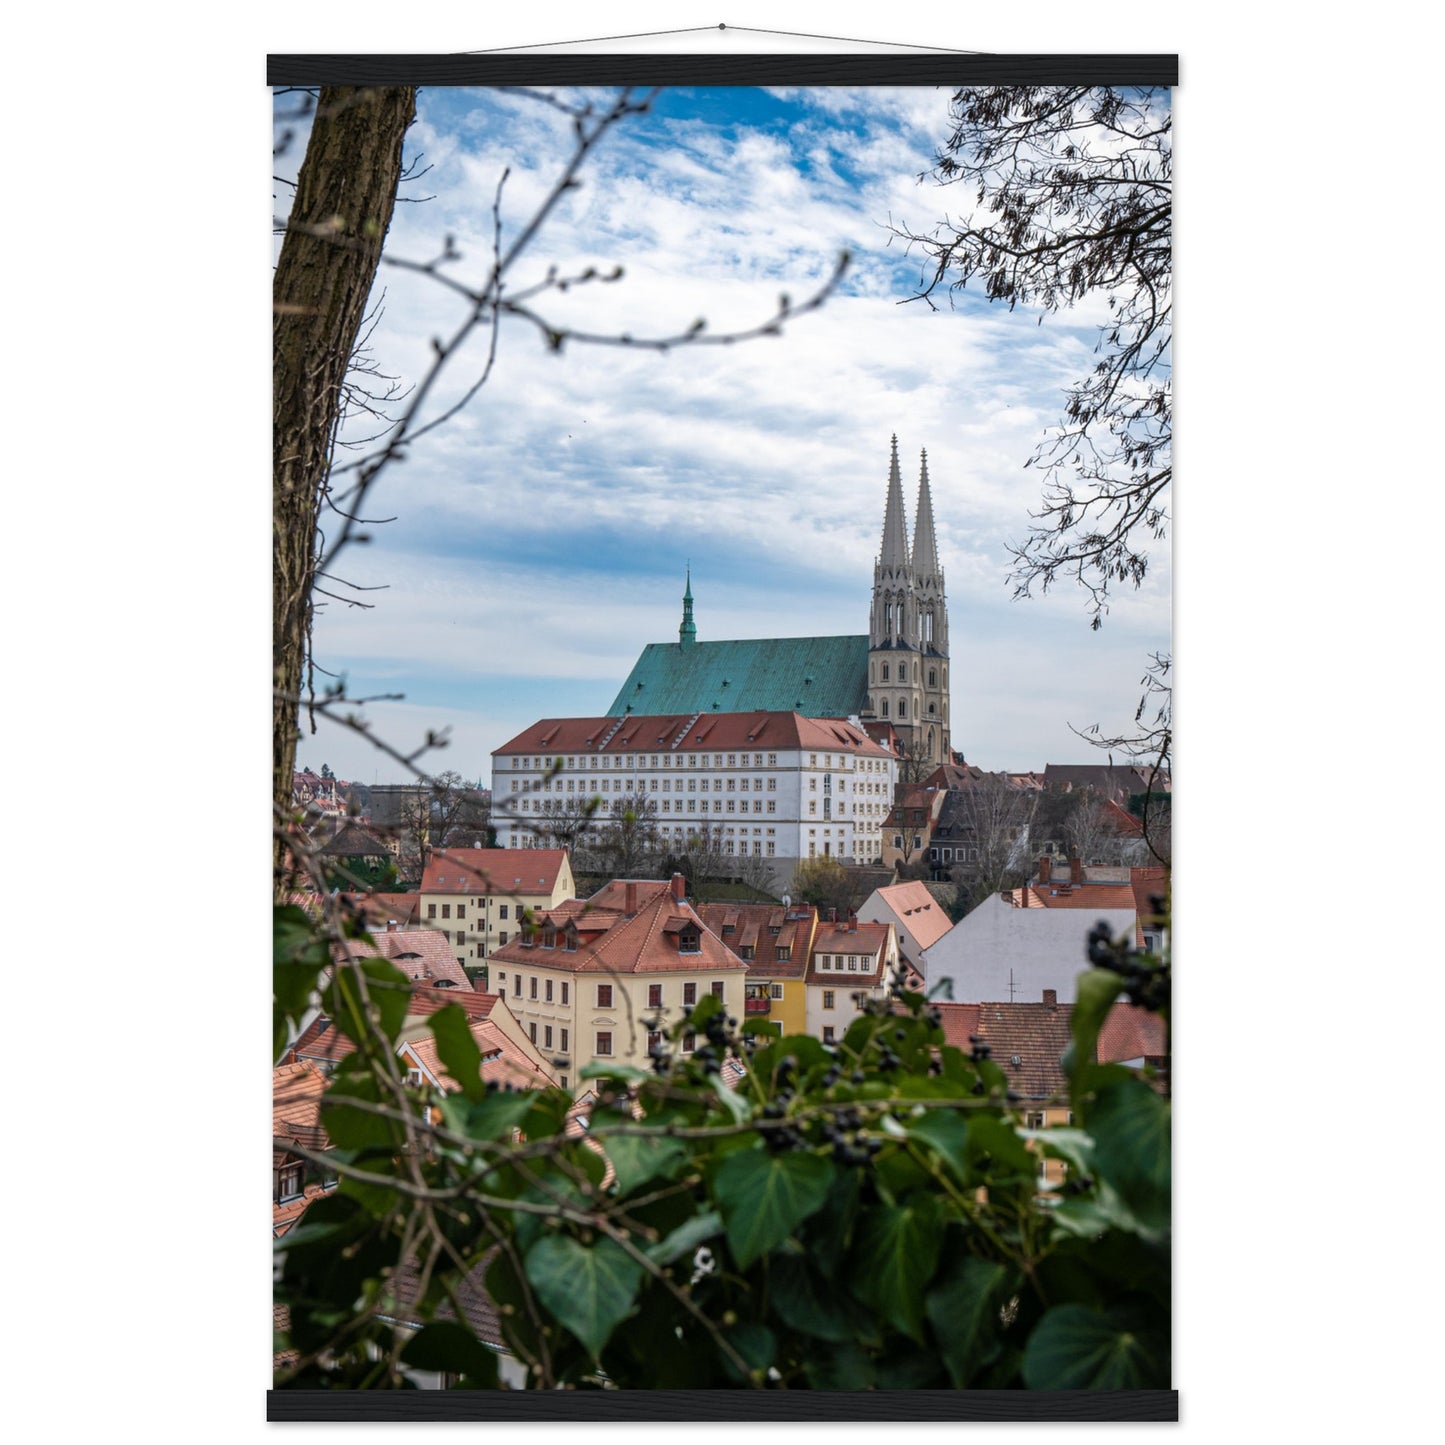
[678,565,696,650]
[879,434,911,572]
[912,448,940,579]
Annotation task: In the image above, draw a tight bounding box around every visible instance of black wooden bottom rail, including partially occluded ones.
[268,1388,1179,1422]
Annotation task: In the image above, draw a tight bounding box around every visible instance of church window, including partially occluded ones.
[882,662,890,681]
[881,700,889,717]
[898,700,906,718]
[929,704,936,715]
[929,668,937,688]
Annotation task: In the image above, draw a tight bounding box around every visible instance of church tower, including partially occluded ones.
[866,437,950,769]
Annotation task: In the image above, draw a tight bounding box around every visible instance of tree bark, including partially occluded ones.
[273,86,416,895]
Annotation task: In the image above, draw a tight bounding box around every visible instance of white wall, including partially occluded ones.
[921,895,1137,1005]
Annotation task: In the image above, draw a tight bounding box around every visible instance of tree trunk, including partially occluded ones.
[273,86,416,896]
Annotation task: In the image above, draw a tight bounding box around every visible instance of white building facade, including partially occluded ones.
[491,711,897,877]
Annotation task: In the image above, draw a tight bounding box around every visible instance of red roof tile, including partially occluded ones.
[341,928,473,990]
[870,881,953,950]
[494,711,892,760]
[422,848,569,896]
[804,919,894,986]
[696,901,818,980]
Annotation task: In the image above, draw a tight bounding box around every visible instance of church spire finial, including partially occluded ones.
[879,435,910,572]
[912,448,940,579]
[679,564,697,649]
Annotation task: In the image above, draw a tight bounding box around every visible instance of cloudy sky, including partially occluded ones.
[279,83,1171,786]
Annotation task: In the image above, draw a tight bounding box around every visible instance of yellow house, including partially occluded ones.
[487,875,748,1094]
[696,900,816,1037]
[419,847,574,974]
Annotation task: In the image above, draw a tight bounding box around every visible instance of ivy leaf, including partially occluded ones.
[1087,1080,1170,1231]
[849,1197,945,1341]
[713,1149,833,1269]
[400,1322,500,1388]
[320,1071,402,1150]
[925,1255,1012,1386]
[465,1089,537,1141]
[523,1233,645,1361]
[647,1210,723,1267]
[1022,1302,1168,1389]
[1066,968,1123,1083]
[907,1110,971,1182]
[425,1005,486,1102]
[329,956,412,1049]
[769,1254,856,1343]
[603,1132,688,1197]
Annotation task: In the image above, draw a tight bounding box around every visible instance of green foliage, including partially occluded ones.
[274,905,1171,1391]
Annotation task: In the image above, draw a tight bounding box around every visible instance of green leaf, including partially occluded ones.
[908,1111,971,1182]
[849,1197,945,1341]
[804,1339,876,1389]
[329,957,412,1049]
[647,1210,723,1267]
[769,1255,857,1343]
[713,1148,833,1269]
[465,1089,536,1141]
[400,1322,499,1388]
[523,1233,644,1360]
[1068,968,1123,1082]
[425,1005,486,1102]
[965,1114,1036,1178]
[579,1061,653,1084]
[925,1255,1012,1386]
[1088,1080,1170,1231]
[1023,1302,1167,1389]
[601,1132,688,1196]
[320,1072,403,1150]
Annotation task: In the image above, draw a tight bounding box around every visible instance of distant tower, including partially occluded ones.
[866,438,950,768]
[678,565,697,650]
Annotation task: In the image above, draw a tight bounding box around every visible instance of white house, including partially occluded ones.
[920,893,1137,1004]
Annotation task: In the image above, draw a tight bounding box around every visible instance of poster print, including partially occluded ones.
[272,54,1175,1422]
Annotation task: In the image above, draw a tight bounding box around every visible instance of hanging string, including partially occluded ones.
[468,22,983,56]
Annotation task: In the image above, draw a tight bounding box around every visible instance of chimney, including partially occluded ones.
[830,907,837,924]
[1038,855,1052,885]
[848,912,857,933]
[386,919,398,932]
[670,871,686,903]
[1070,855,1083,887]
[625,881,637,916]
[1043,988,1057,1010]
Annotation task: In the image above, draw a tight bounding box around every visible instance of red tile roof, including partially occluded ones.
[491,885,746,977]
[696,902,818,980]
[273,1181,335,1238]
[804,919,894,987]
[273,1062,329,1149]
[871,881,953,950]
[494,711,893,760]
[1013,883,1138,912]
[340,928,473,990]
[422,848,569,896]
[1097,1004,1167,1063]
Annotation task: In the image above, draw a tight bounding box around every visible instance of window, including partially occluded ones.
[682,1032,696,1053]
[647,1029,663,1053]
[545,979,554,1003]
[544,1025,553,1049]
[823,990,835,1009]
[648,983,663,1008]
[770,983,784,999]
[513,975,522,997]
[529,977,538,999]
[560,1029,569,1052]
[427,903,437,919]
[1026,1112,1046,1130]
[457,904,466,919]
[441,904,451,919]
[499,932,508,946]
[823,1026,835,1044]
[776,947,790,962]
[683,982,697,1006]
[277,1162,304,1202]
[500,905,509,919]
[711,981,725,1000]
[597,984,613,1008]
[596,1031,613,1056]
[561,982,569,1005]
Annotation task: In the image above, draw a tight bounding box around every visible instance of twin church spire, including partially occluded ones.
[869,435,950,767]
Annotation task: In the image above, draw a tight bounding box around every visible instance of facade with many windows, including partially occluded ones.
[485,874,748,1093]
[418,847,574,971]
[803,916,901,1044]
[491,711,897,887]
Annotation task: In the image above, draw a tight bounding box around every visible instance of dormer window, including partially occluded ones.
[776,947,790,962]
[542,924,557,949]
[562,923,578,952]
[276,1161,304,1203]
[678,926,701,955]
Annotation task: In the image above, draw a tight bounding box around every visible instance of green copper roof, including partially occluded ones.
[607,635,870,719]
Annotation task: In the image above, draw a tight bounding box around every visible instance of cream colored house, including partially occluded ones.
[418,847,574,972]
[486,874,748,1094]
[804,916,901,1047]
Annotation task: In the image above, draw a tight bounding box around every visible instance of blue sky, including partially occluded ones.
[280,84,1171,786]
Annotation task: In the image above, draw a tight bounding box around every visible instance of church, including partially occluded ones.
[607,437,952,769]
